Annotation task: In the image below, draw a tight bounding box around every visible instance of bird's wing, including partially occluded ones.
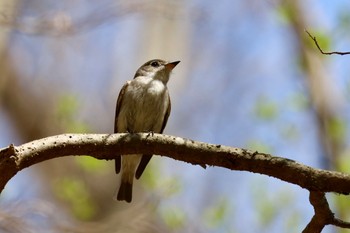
[114,82,128,174]
[160,94,171,134]
[135,94,171,179]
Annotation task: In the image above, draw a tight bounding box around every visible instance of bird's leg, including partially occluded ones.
[146,131,154,138]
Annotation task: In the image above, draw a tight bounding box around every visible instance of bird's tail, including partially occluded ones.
[115,179,133,203]
[114,154,141,203]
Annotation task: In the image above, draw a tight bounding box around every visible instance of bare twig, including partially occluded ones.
[305,30,350,55]
[303,192,350,232]
[303,192,333,233]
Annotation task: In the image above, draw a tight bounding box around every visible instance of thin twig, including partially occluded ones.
[333,218,350,228]
[305,30,350,55]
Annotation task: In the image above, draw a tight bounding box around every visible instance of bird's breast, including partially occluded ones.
[118,79,168,132]
[147,80,165,95]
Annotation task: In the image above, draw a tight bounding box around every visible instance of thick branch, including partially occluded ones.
[1,133,350,196]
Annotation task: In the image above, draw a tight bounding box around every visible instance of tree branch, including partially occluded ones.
[1,133,350,195]
[303,192,333,233]
[303,192,350,232]
[2,133,350,231]
[305,30,350,55]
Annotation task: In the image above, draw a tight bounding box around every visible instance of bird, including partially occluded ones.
[114,59,180,203]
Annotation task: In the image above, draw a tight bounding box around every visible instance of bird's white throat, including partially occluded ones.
[147,79,166,95]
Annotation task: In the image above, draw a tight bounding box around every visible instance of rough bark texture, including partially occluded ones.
[1,133,350,232]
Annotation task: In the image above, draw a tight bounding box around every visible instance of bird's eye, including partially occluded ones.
[150,61,159,67]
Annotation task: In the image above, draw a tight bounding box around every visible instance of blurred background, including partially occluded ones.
[1,0,350,232]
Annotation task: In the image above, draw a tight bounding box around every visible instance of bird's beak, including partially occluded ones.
[165,61,180,70]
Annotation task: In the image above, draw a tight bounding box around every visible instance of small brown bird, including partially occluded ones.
[114,59,180,202]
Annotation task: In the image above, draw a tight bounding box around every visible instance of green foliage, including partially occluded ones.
[161,206,186,230]
[332,192,350,231]
[203,198,230,229]
[285,212,302,233]
[275,3,295,24]
[141,161,160,189]
[281,124,300,141]
[141,160,182,197]
[246,140,273,154]
[75,156,107,172]
[308,31,332,52]
[56,95,78,118]
[55,94,88,132]
[251,180,295,229]
[161,177,182,197]
[255,197,278,227]
[336,150,350,173]
[56,94,106,171]
[327,117,346,144]
[54,177,97,220]
[288,93,309,111]
[254,97,278,121]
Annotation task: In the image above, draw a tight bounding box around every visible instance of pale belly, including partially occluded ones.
[118,79,168,133]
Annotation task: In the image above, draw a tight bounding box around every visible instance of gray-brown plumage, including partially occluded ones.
[114,59,179,202]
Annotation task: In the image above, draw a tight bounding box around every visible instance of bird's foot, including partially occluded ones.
[146,131,154,138]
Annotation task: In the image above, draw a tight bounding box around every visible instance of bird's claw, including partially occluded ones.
[146,131,154,137]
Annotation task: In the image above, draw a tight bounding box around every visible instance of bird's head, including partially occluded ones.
[134,59,180,84]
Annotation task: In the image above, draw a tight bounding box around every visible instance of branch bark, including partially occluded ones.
[303,192,350,233]
[1,133,350,194]
[2,133,350,232]
[303,192,334,233]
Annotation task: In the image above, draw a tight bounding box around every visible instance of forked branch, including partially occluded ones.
[1,133,350,232]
